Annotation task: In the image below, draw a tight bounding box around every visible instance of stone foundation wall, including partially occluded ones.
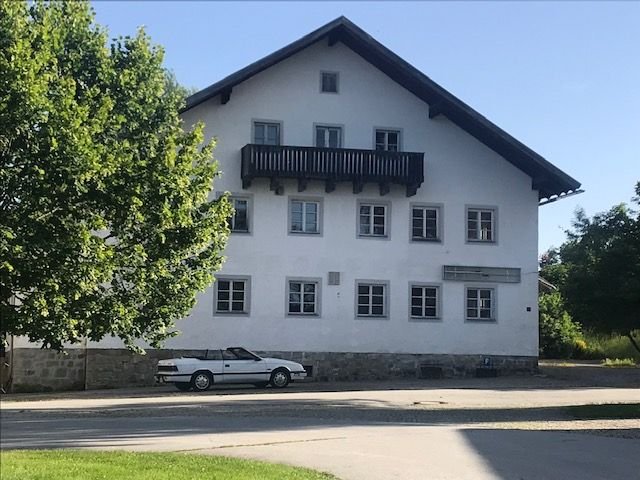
[9,349,87,392]
[7,348,538,392]
[9,348,204,392]
[84,348,205,390]
[259,351,538,381]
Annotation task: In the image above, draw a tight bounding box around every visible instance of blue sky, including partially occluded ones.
[92,1,640,254]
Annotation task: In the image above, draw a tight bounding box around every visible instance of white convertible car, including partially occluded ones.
[156,347,307,391]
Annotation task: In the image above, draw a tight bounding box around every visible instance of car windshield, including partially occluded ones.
[224,347,260,360]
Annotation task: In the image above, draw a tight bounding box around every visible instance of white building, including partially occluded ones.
[9,17,581,390]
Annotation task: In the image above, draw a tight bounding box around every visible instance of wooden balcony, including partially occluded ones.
[241,144,425,196]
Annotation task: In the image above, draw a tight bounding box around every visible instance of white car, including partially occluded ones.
[156,347,307,392]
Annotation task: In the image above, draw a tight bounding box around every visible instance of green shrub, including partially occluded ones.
[539,292,582,358]
[573,338,589,358]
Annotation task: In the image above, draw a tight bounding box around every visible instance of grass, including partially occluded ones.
[601,358,637,367]
[578,331,640,361]
[0,450,338,480]
[566,403,640,420]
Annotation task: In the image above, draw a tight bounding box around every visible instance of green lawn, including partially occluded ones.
[601,357,637,367]
[0,450,338,480]
[566,403,640,420]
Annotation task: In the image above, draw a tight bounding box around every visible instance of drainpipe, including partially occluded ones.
[1,335,14,394]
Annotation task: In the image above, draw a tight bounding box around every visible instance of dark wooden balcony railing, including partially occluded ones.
[241,144,424,196]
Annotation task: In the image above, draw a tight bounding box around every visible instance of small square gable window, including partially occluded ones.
[320,72,339,93]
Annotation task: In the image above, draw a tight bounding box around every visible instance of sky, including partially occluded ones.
[91,1,640,254]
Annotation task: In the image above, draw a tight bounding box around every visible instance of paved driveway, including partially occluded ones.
[2,376,639,480]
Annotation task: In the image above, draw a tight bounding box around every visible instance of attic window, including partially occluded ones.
[320,72,339,93]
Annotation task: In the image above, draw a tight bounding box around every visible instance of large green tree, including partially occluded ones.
[0,1,231,351]
[541,182,640,353]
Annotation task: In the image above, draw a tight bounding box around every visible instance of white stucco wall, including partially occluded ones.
[18,40,539,357]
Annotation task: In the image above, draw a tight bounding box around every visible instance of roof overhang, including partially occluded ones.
[183,16,582,202]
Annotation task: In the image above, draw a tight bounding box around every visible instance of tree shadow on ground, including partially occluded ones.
[460,427,640,480]
[2,397,639,450]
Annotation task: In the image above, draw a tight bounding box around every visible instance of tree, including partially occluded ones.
[542,182,640,353]
[0,1,231,351]
[538,248,568,291]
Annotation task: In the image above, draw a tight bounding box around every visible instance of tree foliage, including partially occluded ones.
[540,182,640,352]
[0,1,231,351]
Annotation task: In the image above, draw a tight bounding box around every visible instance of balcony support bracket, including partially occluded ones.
[353,180,364,194]
[325,179,336,193]
[379,182,390,196]
[406,183,419,197]
[270,177,284,195]
[242,177,252,189]
[297,178,308,192]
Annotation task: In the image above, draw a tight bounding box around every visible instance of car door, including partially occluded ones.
[197,349,224,380]
[222,348,269,383]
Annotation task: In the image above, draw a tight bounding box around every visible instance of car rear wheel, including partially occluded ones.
[174,382,191,392]
[269,369,290,389]
[190,371,213,392]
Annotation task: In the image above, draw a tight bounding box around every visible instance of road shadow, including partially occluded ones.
[460,427,640,480]
[3,396,640,451]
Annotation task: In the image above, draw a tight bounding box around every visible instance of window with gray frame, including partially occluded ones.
[359,203,387,237]
[315,125,342,148]
[290,200,319,234]
[253,122,280,145]
[410,285,439,319]
[466,287,494,320]
[288,280,319,315]
[412,206,439,241]
[229,197,250,233]
[467,208,495,241]
[357,283,386,317]
[216,279,248,313]
[375,129,400,152]
[320,72,339,93]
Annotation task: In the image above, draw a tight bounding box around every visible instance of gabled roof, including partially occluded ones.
[184,16,581,201]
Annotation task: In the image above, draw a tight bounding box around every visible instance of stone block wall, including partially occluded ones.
[9,348,210,392]
[259,351,538,382]
[85,348,204,390]
[10,349,86,392]
[6,348,538,392]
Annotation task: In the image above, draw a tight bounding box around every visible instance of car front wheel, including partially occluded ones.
[191,371,213,392]
[270,369,290,388]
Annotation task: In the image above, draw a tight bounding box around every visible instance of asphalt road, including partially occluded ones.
[2,377,639,480]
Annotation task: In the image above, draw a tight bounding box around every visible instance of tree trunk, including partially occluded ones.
[626,331,640,355]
